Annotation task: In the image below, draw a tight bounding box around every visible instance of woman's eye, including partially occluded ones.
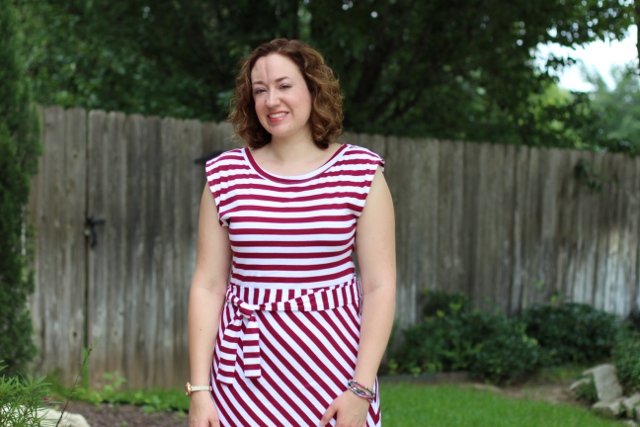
[254,88,266,95]
[280,84,291,90]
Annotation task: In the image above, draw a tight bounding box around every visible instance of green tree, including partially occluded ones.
[307,0,634,146]
[1,0,41,377]
[16,0,636,149]
[587,65,640,155]
[17,0,301,121]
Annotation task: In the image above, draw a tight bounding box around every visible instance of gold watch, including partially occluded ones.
[185,381,212,396]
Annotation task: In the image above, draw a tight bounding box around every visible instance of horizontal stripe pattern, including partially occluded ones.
[205,144,383,426]
[205,144,383,290]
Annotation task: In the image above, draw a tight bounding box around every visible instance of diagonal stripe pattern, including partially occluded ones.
[215,278,360,385]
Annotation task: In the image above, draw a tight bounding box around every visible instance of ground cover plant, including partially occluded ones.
[48,371,190,414]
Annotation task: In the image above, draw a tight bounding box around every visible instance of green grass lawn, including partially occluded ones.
[53,375,624,426]
[380,383,623,427]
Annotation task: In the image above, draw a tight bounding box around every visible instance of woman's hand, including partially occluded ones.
[319,390,369,427]
[188,392,220,427]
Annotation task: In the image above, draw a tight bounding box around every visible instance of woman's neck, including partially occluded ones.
[251,137,340,177]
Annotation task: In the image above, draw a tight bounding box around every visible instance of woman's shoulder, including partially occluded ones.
[341,143,385,165]
[204,147,246,170]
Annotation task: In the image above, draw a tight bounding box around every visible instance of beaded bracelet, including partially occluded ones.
[347,379,376,403]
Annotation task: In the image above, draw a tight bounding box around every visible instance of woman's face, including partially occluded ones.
[251,53,313,143]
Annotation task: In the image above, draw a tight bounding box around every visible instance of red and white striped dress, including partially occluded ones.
[205,144,384,427]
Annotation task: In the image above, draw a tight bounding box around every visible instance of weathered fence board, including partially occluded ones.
[87,111,127,386]
[28,107,86,385]
[29,106,640,389]
[122,114,146,389]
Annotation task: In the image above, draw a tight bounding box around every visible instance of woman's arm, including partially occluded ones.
[188,184,232,427]
[353,166,396,389]
[321,167,396,427]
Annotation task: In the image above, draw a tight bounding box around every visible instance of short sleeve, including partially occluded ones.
[204,148,247,227]
[340,145,385,217]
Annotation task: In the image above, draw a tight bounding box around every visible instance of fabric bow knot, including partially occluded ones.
[213,278,359,385]
[215,293,261,385]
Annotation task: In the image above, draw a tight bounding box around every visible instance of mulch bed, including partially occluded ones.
[62,401,188,427]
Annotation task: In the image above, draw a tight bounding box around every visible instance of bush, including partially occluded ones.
[626,310,640,331]
[467,311,540,384]
[388,291,628,384]
[523,303,620,367]
[390,290,480,375]
[0,362,50,427]
[421,290,471,317]
[0,0,41,376]
[390,290,540,384]
[613,328,640,395]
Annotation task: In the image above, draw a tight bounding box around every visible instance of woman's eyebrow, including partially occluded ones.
[252,76,290,86]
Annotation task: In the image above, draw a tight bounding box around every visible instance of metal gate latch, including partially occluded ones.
[85,215,106,248]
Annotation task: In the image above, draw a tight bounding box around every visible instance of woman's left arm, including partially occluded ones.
[321,167,396,427]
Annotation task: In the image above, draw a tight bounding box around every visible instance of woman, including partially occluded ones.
[187,38,395,427]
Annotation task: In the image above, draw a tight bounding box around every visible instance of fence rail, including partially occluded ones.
[28,106,640,389]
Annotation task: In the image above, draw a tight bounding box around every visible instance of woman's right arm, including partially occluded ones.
[188,184,232,427]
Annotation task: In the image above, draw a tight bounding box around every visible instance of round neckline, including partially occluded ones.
[244,144,349,184]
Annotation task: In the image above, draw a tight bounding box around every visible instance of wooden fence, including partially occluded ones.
[28,106,640,389]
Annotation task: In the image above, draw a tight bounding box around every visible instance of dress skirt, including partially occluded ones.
[209,279,382,427]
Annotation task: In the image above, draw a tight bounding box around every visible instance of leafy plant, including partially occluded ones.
[0,362,51,427]
[572,378,598,404]
[51,371,190,414]
[391,290,479,375]
[612,328,640,395]
[523,303,620,367]
[468,312,539,384]
[421,290,471,318]
[390,290,539,384]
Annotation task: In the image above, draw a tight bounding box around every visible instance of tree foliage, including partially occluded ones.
[586,65,640,155]
[0,0,40,377]
[16,0,637,150]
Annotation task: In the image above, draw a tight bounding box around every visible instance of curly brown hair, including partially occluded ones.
[229,39,343,149]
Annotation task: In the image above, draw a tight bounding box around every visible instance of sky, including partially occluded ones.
[536,24,639,92]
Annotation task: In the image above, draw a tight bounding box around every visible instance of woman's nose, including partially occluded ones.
[266,91,279,107]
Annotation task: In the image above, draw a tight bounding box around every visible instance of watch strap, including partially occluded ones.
[185,381,213,396]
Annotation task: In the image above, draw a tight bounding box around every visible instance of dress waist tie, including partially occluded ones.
[215,278,360,385]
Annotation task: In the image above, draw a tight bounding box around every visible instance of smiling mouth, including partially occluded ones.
[268,112,287,119]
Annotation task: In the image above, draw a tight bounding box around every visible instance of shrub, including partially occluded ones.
[0,362,50,427]
[0,0,41,376]
[390,290,481,375]
[523,303,620,367]
[421,290,471,317]
[613,328,640,395]
[468,312,539,384]
[390,290,539,384]
[626,310,640,332]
